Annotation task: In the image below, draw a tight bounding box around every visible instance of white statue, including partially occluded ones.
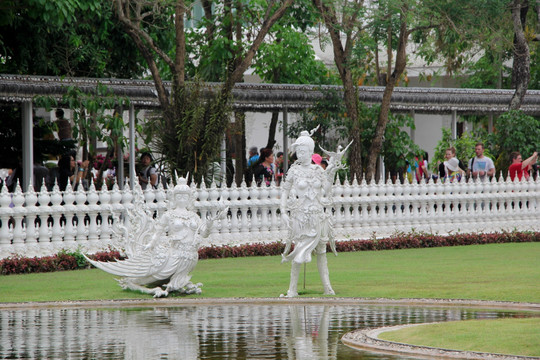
[280,128,350,297]
[85,176,225,298]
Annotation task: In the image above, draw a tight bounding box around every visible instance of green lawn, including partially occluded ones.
[1,242,539,358]
[379,318,540,357]
[1,242,539,302]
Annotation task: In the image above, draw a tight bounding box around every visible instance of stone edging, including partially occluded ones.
[1,297,539,310]
[342,321,540,360]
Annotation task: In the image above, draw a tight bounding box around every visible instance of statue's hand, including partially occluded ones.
[281,212,290,228]
[211,206,229,222]
[144,234,157,250]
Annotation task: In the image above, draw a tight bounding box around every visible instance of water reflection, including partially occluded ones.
[0,304,529,359]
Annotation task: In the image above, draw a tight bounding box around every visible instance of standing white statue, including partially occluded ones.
[280,127,351,297]
[85,176,225,298]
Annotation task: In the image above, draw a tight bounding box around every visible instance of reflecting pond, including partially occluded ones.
[0,303,532,359]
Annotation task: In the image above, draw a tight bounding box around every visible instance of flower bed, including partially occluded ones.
[1,231,539,275]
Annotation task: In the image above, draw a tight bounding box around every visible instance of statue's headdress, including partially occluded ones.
[173,175,191,196]
[290,125,319,153]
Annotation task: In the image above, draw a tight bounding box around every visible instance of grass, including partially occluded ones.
[195,242,540,301]
[378,318,540,357]
[1,242,538,302]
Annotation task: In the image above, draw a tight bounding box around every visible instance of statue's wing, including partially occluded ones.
[309,124,321,137]
[318,144,336,158]
[84,253,159,278]
[339,140,353,155]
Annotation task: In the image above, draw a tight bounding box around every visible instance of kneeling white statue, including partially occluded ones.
[86,176,225,298]
[280,127,351,297]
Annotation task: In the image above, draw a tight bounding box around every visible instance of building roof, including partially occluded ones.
[1,74,540,115]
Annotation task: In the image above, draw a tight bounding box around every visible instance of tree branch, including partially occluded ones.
[114,0,175,70]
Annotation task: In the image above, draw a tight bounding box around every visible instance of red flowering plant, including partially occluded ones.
[93,154,114,171]
[1,232,539,275]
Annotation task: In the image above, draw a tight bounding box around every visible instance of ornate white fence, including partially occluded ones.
[1,174,539,259]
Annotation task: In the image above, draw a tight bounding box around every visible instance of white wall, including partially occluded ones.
[412,114,446,163]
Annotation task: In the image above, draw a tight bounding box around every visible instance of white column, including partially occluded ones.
[22,101,33,192]
[282,107,288,174]
[221,134,226,183]
[451,110,457,140]
[129,104,136,189]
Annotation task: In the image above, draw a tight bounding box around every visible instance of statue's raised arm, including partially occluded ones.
[320,141,352,176]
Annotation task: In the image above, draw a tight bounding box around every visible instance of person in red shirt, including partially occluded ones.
[508,151,538,181]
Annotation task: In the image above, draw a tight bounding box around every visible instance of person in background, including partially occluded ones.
[274,151,284,185]
[253,148,274,187]
[438,147,465,181]
[5,165,22,193]
[311,153,323,166]
[247,146,259,167]
[467,142,495,181]
[55,109,72,141]
[58,152,89,191]
[415,152,429,182]
[442,147,465,183]
[509,151,538,181]
[138,152,158,190]
[320,158,328,170]
[33,161,49,191]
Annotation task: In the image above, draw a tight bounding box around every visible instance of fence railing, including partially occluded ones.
[1,174,539,259]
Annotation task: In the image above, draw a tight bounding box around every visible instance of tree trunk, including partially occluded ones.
[174,0,186,88]
[342,78,362,181]
[266,111,279,150]
[266,52,282,151]
[366,7,409,181]
[114,0,293,182]
[312,0,363,180]
[509,0,530,110]
[233,111,246,186]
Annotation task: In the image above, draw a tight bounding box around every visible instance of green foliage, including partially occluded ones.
[362,105,421,176]
[289,88,349,151]
[460,53,511,89]
[290,91,419,175]
[431,128,491,173]
[252,0,339,86]
[57,249,87,269]
[254,28,338,85]
[488,110,540,174]
[0,0,146,78]
[409,0,512,75]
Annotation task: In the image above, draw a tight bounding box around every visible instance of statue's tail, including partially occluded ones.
[281,239,292,263]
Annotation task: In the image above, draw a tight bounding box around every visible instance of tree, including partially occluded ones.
[289,90,420,182]
[509,0,531,110]
[113,0,294,183]
[253,0,338,152]
[313,0,447,181]
[488,110,540,174]
[311,0,366,181]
